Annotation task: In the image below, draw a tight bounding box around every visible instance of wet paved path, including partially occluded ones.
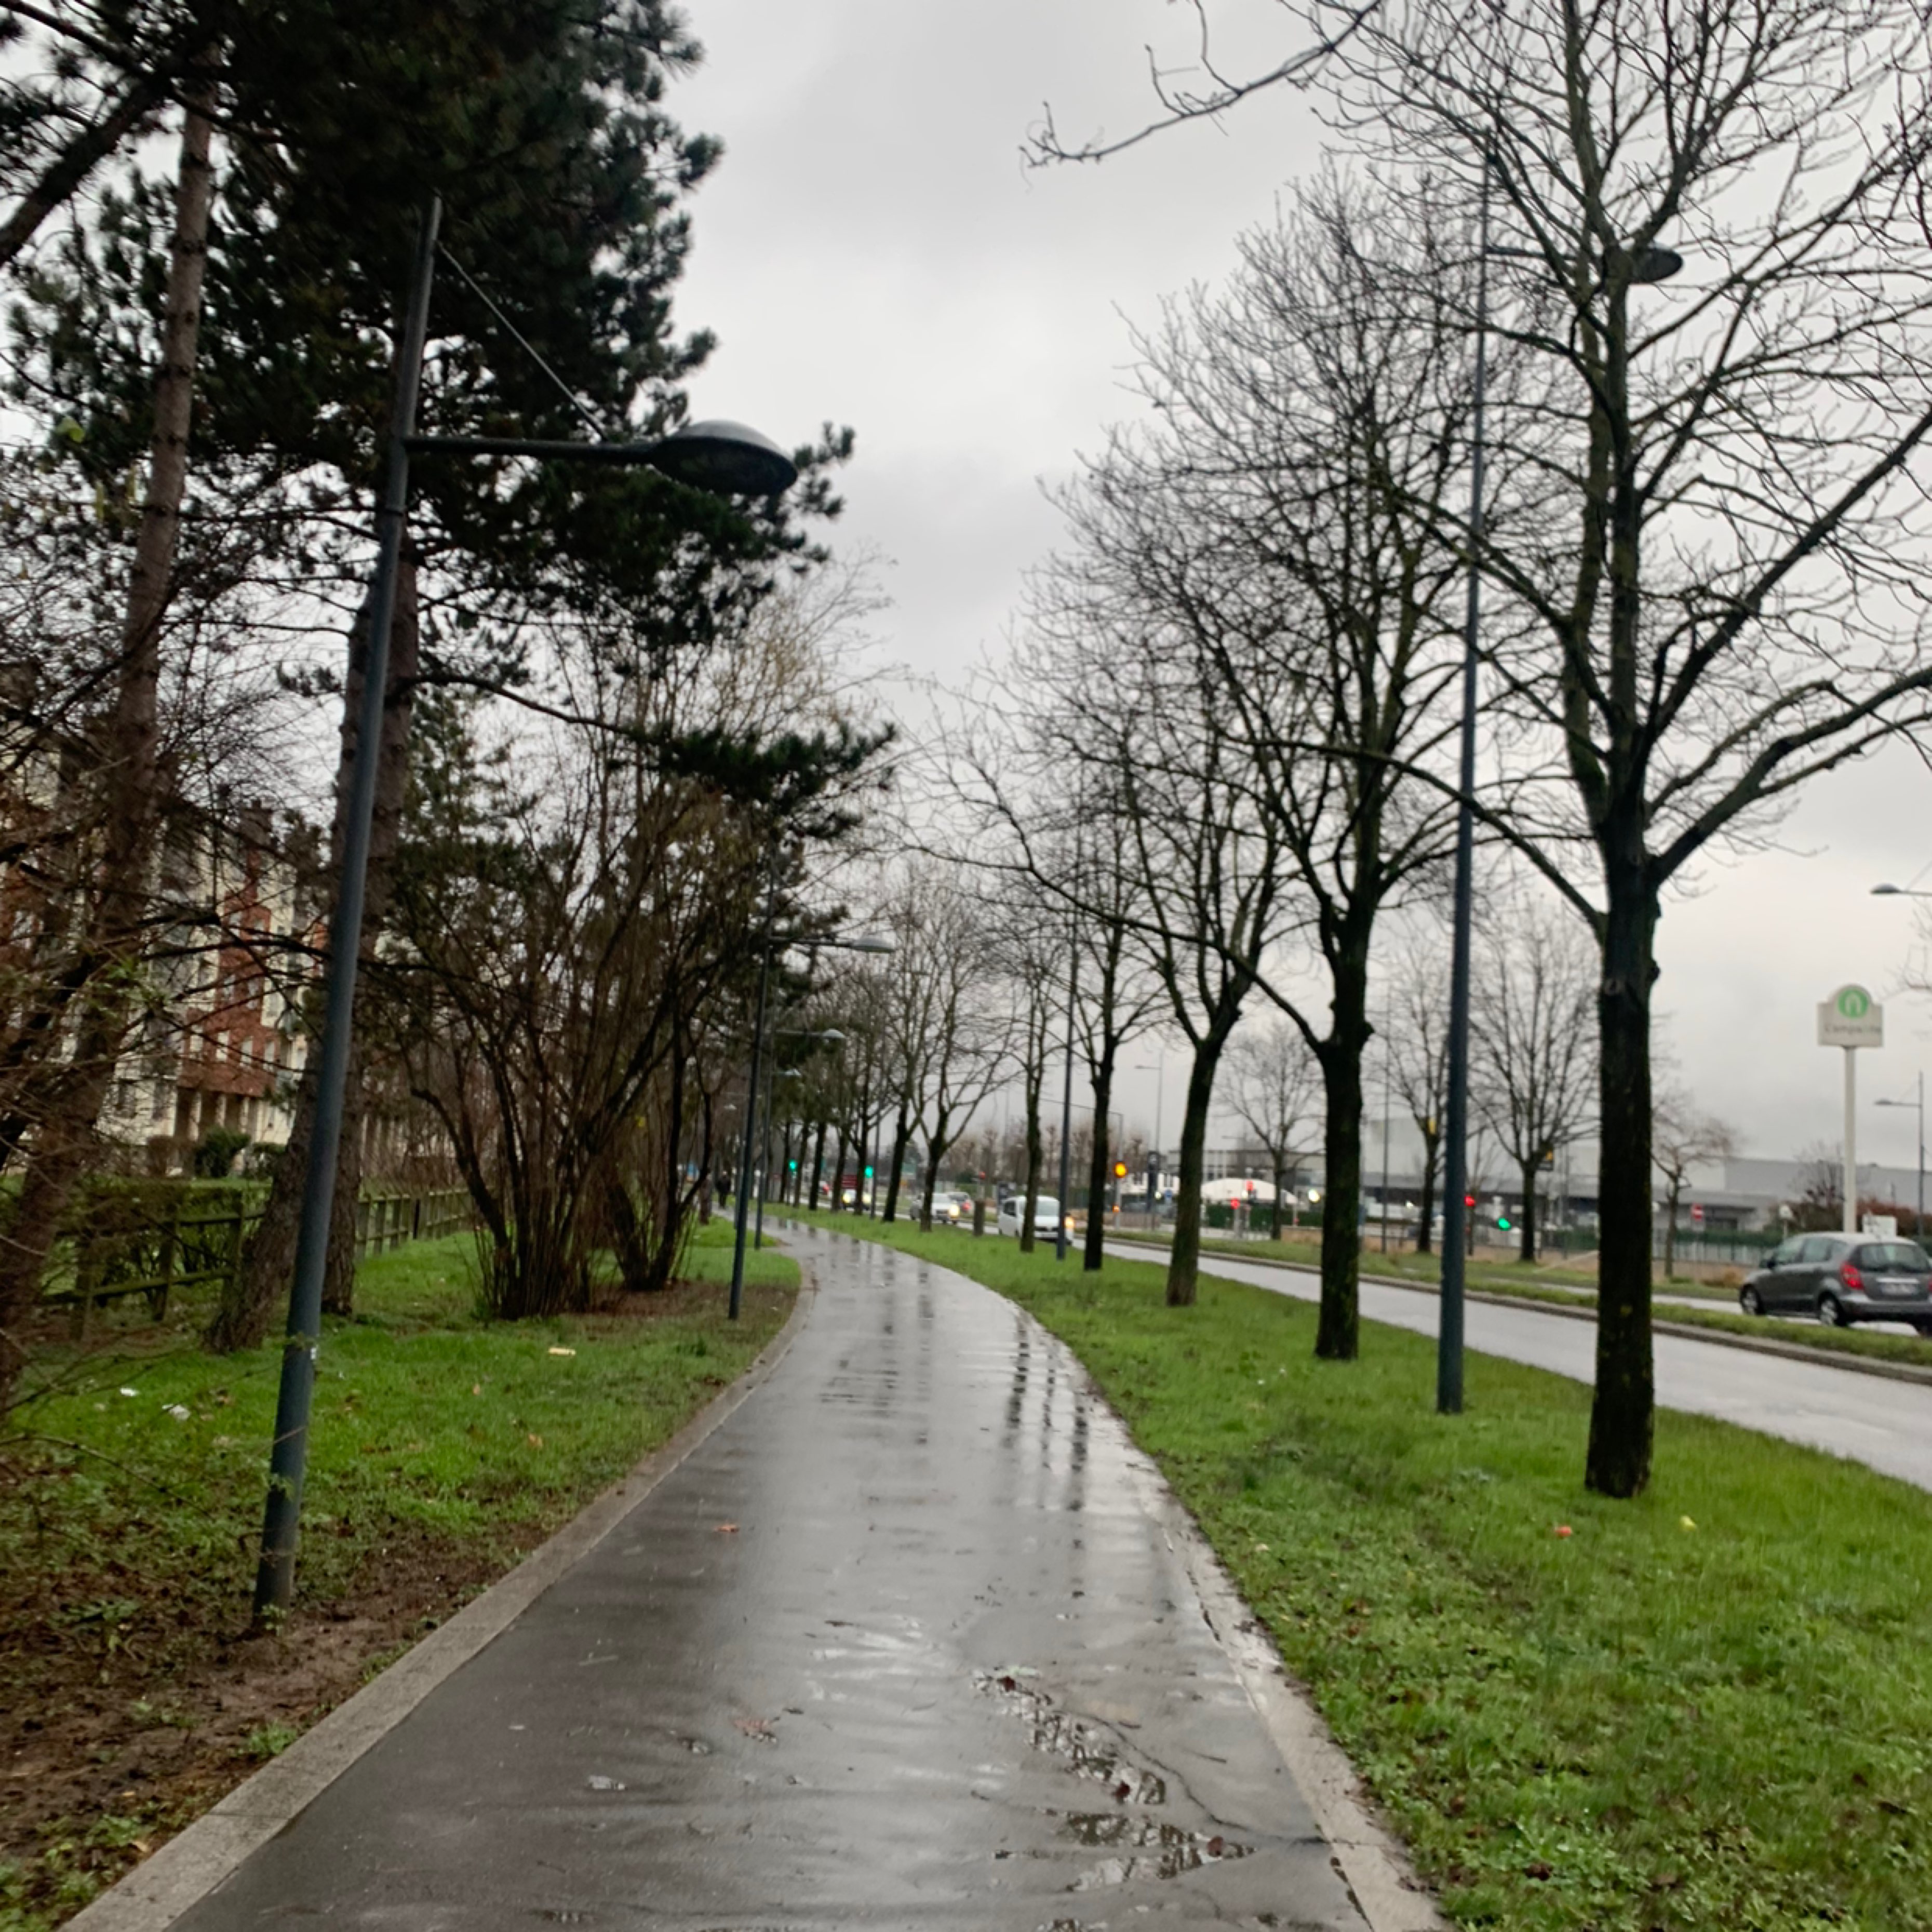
[177,1230,1364,1931]
[1123,1243,1932,1493]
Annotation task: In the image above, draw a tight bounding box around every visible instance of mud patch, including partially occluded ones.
[0,1504,542,1926]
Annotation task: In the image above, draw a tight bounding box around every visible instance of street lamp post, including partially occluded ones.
[1438,192,1684,1418]
[1876,1075,1925,1231]
[1132,1055,1165,1230]
[252,199,798,1621]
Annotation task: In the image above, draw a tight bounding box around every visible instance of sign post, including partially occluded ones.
[1818,984,1884,1235]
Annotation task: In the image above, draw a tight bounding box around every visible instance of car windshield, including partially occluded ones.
[1034,1198,1060,1215]
[1856,1241,1931,1270]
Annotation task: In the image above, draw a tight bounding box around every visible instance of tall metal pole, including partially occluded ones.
[1918,1070,1924,1233]
[1055,937,1078,1262]
[1145,1055,1164,1230]
[1439,180,1491,1418]
[1843,1046,1858,1237]
[730,865,776,1320]
[253,201,441,1621]
[1379,1007,1393,1253]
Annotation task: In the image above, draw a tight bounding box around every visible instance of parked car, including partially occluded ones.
[1739,1234,1932,1331]
[928,1189,972,1224]
[997,1194,1066,1240]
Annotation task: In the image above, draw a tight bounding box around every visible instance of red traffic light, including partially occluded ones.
[1463,1193,1477,1210]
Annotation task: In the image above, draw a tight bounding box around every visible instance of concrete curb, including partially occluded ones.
[1005,1297,1446,1932]
[1107,1235,1932,1389]
[65,1270,819,1932]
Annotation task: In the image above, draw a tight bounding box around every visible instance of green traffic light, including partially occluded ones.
[1497,1214,1513,1231]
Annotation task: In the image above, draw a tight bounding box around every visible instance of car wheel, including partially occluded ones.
[1739,1286,1764,1316]
[1817,1293,1847,1327]
[1915,1321,1932,1338]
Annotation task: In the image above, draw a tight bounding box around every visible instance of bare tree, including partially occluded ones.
[910,883,1012,1231]
[1050,176,1474,1350]
[1318,0,1932,1493]
[1071,777,1163,1269]
[1652,1085,1738,1279]
[1470,901,1596,1263]
[1385,934,1452,1255]
[1227,1021,1323,1233]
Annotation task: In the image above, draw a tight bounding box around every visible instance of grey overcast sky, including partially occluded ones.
[668,0,1932,1178]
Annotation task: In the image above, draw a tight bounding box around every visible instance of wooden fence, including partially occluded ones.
[46,1181,475,1336]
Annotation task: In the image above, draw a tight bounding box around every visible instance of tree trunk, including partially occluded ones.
[319,1064,364,1316]
[0,92,214,1407]
[211,552,421,1349]
[1020,1059,1044,1255]
[1315,952,1371,1360]
[1416,1123,1440,1255]
[1518,1160,1538,1263]
[1663,1175,1680,1279]
[810,1116,827,1211]
[1585,863,1657,1498]
[882,1102,910,1222]
[1168,1043,1221,1308]
[1081,1051,1117,1271]
[829,1112,849,1214]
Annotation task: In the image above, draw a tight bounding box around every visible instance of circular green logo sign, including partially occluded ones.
[1837,986,1872,1019]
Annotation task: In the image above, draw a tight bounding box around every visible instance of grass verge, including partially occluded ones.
[793,1210,1932,1932]
[1,1225,797,1930]
[1105,1227,1932,1373]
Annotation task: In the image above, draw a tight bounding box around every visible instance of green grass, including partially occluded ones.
[1,1230,797,1929]
[1101,1226,1932,1373]
[797,1210,1932,1932]
[7,1231,797,1605]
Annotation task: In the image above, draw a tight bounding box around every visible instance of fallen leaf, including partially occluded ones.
[1680,1515,1697,1530]
[471,1384,482,1396]
[713,1522,739,1534]
[1206,1835,1225,1857]
[732,1715,776,1741]
[547,1346,576,1358]
[1553,1524,1574,1538]
[526,1432,543,1447]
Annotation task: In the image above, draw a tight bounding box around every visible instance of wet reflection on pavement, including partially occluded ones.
[175,1229,1364,1931]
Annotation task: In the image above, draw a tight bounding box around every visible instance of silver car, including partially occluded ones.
[1739,1235,1932,1331]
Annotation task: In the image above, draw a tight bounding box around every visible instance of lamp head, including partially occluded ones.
[649,419,797,495]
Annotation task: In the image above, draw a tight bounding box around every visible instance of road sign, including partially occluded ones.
[1818,983,1884,1048]
[1691,1202,1704,1226]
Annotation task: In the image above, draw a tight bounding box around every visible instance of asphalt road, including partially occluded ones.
[1108,1242,1932,1495]
[173,1233,1367,1931]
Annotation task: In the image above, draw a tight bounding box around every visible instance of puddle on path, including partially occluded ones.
[976,1669,1251,1889]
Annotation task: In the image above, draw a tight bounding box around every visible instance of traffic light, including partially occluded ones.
[787,1158,798,1172]
[863,1164,874,1178]
[1496,1213,1513,1232]
[1113,1161,1128,1178]
[1463,1193,1476,1210]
